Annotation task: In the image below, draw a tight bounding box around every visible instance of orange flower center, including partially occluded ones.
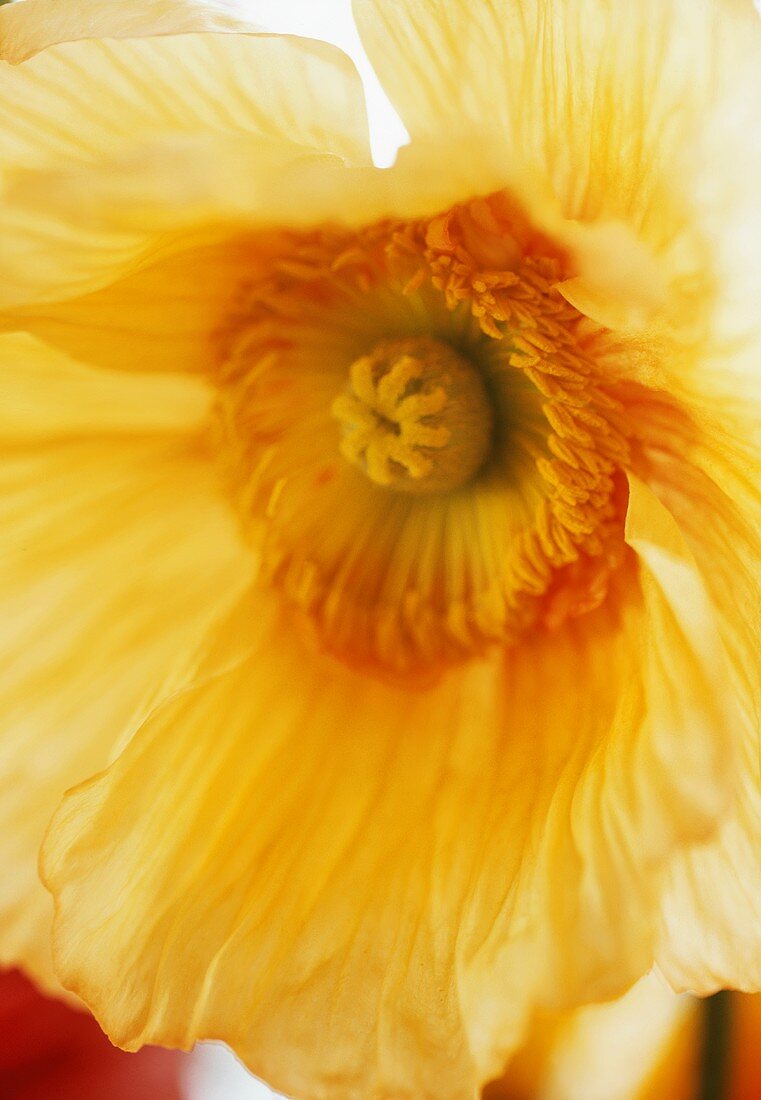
[217,192,630,675]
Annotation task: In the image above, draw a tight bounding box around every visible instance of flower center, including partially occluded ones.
[217,192,632,674]
[331,337,494,494]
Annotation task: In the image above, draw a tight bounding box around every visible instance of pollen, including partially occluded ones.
[331,337,494,494]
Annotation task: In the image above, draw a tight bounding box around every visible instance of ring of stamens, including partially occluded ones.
[331,336,494,494]
[217,193,631,674]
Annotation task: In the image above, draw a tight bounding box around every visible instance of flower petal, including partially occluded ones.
[42,523,731,1096]
[637,433,761,993]
[0,8,370,308]
[0,0,260,64]
[658,794,761,996]
[518,478,734,1025]
[0,0,366,163]
[0,332,212,434]
[621,476,736,845]
[354,0,761,330]
[5,236,259,376]
[0,338,251,990]
[615,346,761,994]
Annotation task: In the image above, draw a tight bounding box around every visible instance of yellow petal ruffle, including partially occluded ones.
[619,351,761,994]
[41,487,732,1095]
[3,0,758,1092]
[486,974,691,1100]
[354,0,761,332]
[0,334,251,991]
[645,441,761,994]
[0,0,370,309]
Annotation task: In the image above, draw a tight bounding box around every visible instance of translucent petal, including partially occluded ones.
[354,0,761,331]
[0,337,251,989]
[0,0,262,64]
[42,525,731,1094]
[0,18,370,308]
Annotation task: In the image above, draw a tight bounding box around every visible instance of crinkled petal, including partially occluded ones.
[0,0,367,164]
[0,5,370,308]
[658,792,761,996]
[527,477,735,1015]
[47,593,509,1099]
[354,0,761,331]
[637,434,761,993]
[42,510,731,1097]
[0,336,251,990]
[613,354,761,994]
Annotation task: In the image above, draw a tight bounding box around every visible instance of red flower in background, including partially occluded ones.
[0,969,186,1100]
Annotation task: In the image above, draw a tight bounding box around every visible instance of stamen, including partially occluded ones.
[217,192,632,673]
[332,337,494,494]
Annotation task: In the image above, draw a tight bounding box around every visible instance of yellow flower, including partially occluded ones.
[1,0,760,1097]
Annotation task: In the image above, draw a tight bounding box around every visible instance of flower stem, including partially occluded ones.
[698,991,733,1100]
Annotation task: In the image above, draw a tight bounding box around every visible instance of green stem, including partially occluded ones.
[697,991,733,1100]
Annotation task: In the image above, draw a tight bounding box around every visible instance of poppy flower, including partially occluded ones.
[0,1,759,1098]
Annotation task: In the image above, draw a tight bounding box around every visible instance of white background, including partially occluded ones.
[236,0,407,166]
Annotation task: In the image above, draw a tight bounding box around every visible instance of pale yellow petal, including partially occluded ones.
[617,475,737,836]
[0,0,261,64]
[42,516,731,1097]
[0,24,369,308]
[0,348,251,991]
[540,978,689,1100]
[0,332,212,434]
[4,236,259,375]
[354,0,761,331]
[657,789,761,996]
[0,0,366,164]
[537,988,761,1100]
[623,384,761,994]
[523,479,735,1019]
[646,461,760,994]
